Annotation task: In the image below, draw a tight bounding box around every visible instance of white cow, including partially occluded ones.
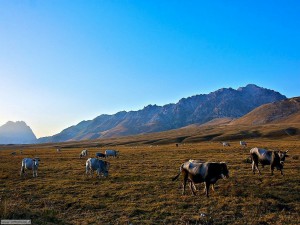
[80,149,88,158]
[221,142,230,147]
[105,149,119,158]
[86,158,110,178]
[240,141,247,148]
[20,158,40,177]
[56,148,61,153]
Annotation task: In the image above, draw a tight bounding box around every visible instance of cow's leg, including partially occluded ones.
[205,182,210,198]
[280,169,284,176]
[20,166,24,177]
[270,165,274,176]
[252,161,256,174]
[254,161,261,175]
[182,174,188,195]
[190,182,196,196]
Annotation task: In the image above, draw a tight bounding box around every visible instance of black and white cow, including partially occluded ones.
[172,161,229,197]
[20,158,40,178]
[250,147,289,175]
[80,149,88,158]
[86,158,110,178]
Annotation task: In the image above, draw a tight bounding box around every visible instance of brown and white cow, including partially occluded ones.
[250,147,289,175]
[172,161,229,197]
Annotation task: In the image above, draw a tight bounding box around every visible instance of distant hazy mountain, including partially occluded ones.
[38,84,286,143]
[0,121,37,144]
[230,97,300,125]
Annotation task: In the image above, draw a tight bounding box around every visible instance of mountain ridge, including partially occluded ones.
[38,84,287,143]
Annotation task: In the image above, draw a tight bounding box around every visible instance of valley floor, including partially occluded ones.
[0,138,299,224]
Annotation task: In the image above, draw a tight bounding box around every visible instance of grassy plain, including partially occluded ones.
[0,138,299,224]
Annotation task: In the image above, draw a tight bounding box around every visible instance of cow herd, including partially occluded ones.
[17,143,290,198]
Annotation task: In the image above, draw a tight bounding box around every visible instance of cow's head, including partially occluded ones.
[33,158,40,166]
[278,150,289,165]
[101,161,110,177]
[220,162,229,179]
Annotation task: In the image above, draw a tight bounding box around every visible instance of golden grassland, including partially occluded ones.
[0,138,299,224]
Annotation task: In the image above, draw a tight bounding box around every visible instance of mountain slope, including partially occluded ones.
[38,84,286,143]
[230,97,300,125]
[0,121,37,144]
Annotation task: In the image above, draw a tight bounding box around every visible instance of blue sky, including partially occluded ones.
[0,0,299,138]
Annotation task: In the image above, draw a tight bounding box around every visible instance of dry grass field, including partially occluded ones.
[0,138,299,224]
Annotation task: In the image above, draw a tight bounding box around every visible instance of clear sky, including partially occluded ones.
[0,0,299,138]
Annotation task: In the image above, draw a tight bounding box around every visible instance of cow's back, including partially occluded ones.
[105,150,117,156]
[22,158,33,170]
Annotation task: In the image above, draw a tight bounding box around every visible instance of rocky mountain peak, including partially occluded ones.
[0,121,37,144]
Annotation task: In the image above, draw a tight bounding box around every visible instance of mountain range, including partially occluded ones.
[37,84,287,143]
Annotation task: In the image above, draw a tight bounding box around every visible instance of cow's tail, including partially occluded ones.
[172,164,183,181]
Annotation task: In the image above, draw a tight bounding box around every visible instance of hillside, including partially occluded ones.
[0,121,37,144]
[230,97,300,125]
[38,84,286,143]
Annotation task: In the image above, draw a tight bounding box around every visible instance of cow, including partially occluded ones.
[240,141,247,148]
[221,142,230,147]
[11,152,16,156]
[95,152,106,158]
[105,150,119,158]
[85,158,110,178]
[56,148,61,153]
[80,149,88,158]
[20,158,40,178]
[250,147,289,175]
[172,161,229,197]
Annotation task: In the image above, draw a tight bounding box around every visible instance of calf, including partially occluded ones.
[250,147,289,175]
[172,161,229,197]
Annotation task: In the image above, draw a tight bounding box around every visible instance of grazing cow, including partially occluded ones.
[56,148,61,153]
[188,159,215,191]
[11,152,16,156]
[80,149,88,158]
[240,141,247,148]
[172,161,229,197]
[85,158,110,178]
[176,143,179,147]
[20,158,40,177]
[221,142,230,147]
[250,147,289,175]
[95,152,106,158]
[105,150,119,158]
